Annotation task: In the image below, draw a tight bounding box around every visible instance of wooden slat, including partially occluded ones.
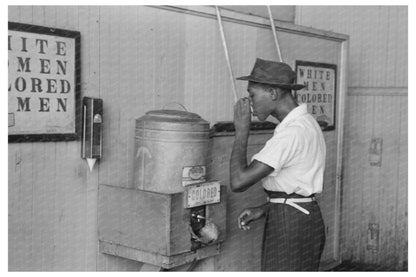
[11,143,34,270]
[342,95,374,262]
[96,6,121,271]
[77,6,101,271]
[385,7,398,87]
[19,6,33,24]
[31,143,53,270]
[362,96,381,264]
[32,6,45,26]
[378,96,401,267]
[395,7,408,87]
[118,6,139,189]
[97,5,120,188]
[184,14,230,121]
[8,6,20,22]
[8,144,24,270]
[31,6,54,270]
[396,96,408,270]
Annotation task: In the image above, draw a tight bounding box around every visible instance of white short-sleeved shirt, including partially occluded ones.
[251,104,326,196]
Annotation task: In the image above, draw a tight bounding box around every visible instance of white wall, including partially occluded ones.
[296,6,408,270]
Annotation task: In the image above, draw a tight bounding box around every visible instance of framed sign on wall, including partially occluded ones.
[295,60,337,131]
[8,22,81,142]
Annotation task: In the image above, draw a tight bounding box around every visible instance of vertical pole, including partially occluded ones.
[215,6,238,103]
[267,6,283,62]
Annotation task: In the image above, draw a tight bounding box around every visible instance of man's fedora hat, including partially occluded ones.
[236,58,305,90]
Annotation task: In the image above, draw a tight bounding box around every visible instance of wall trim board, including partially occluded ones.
[348,87,408,97]
[149,5,349,42]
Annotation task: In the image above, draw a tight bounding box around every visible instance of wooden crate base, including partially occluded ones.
[99,240,221,269]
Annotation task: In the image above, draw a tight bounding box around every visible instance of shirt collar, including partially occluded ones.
[275,104,308,131]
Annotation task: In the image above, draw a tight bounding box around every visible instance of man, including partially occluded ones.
[230,58,326,271]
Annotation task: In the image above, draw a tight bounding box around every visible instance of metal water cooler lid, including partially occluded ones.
[137,110,210,132]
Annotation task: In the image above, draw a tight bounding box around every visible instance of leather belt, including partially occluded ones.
[267,196,316,215]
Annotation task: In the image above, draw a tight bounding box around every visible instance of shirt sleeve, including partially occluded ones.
[251,127,301,172]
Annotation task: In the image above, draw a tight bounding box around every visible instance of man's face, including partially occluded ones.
[247,84,273,122]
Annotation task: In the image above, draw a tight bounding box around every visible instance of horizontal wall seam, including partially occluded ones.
[348,87,408,96]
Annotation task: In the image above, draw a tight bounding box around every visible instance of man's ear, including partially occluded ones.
[270,88,278,100]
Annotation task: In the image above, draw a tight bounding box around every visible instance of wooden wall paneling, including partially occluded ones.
[8,6,20,22]
[78,6,101,97]
[148,8,165,110]
[43,6,57,26]
[39,6,74,270]
[297,6,407,90]
[127,6,148,190]
[395,6,408,87]
[356,95,376,263]
[32,6,45,25]
[8,144,33,271]
[97,5,123,271]
[182,10,259,123]
[362,95,382,265]
[232,24,258,102]
[374,7,389,88]
[139,7,186,111]
[211,16,236,121]
[297,6,408,268]
[9,6,34,271]
[378,96,402,267]
[339,94,353,260]
[8,145,19,270]
[218,19,258,120]
[18,6,33,24]
[136,6,158,112]
[358,8,376,87]
[341,95,371,262]
[52,142,81,271]
[58,5,79,30]
[255,27,279,63]
[352,95,370,263]
[211,19,233,121]
[396,96,408,270]
[10,10,35,268]
[347,6,362,88]
[385,7,398,87]
[77,6,101,270]
[98,6,121,188]
[40,6,77,271]
[365,96,380,264]
[10,143,35,271]
[129,7,187,187]
[184,14,228,122]
[97,6,143,271]
[31,142,54,270]
[156,8,187,108]
[117,6,135,189]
